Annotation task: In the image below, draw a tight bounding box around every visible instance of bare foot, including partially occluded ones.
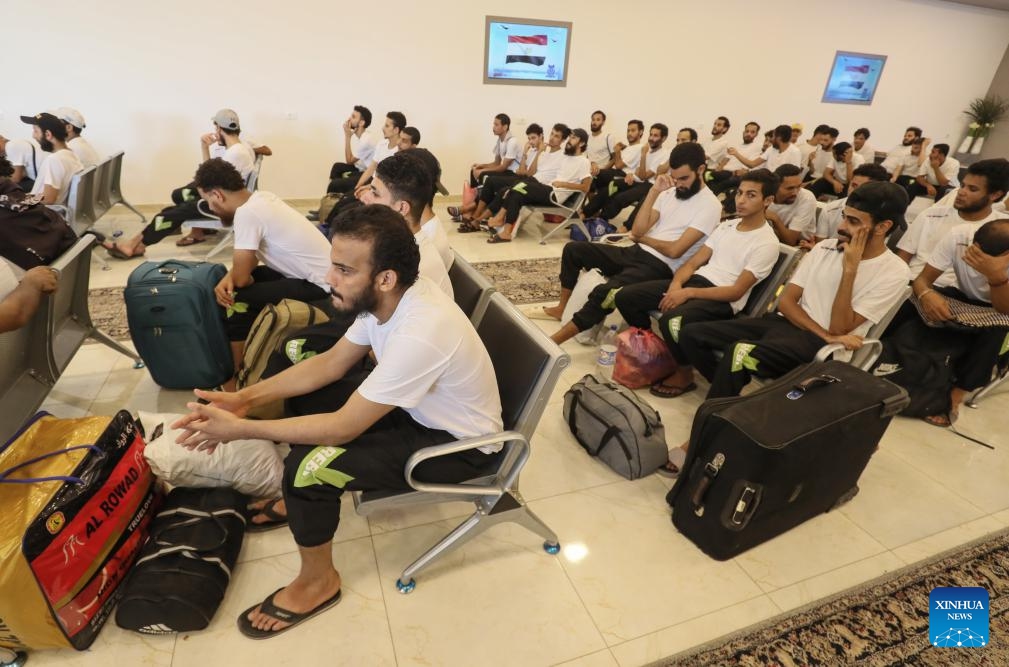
[246,572,341,632]
[542,305,563,320]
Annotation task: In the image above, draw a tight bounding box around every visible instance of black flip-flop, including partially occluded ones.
[487,234,512,244]
[237,587,342,639]
[649,382,697,399]
[246,498,288,533]
[176,236,207,247]
[457,222,482,234]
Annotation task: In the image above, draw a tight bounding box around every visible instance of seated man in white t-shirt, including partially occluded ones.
[805,163,891,246]
[614,168,781,398]
[543,143,722,344]
[20,112,83,205]
[907,143,960,202]
[678,181,911,402]
[55,107,100,168]
[582,122,667,227]
[0,261,59,333]
[0,133,47,191]
[853,127,876,165]
[484,127,593,243]
[449,113,521,222]
[105,109,257,258]
[896,159,1009,285]
[766,164,817,245]
[171,206,503,638]
[328,105,378,195]
[708,121,764,200]
[192,159,332,389]
[904,219,1009,426]
[881,126,925,175]
[807,142,866,199]
[404,148,454,269]
[804,126,838,184]
[728,124,802,173]
[700,116,731,171]
[351,111,406,195]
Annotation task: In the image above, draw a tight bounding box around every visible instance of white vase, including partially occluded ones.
[957,135,974,154]
[970,136,985,155]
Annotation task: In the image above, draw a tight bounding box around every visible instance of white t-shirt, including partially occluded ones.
[643,187,722,270]
[232,191,332,290]
[721,140,763,172]
[918,157,961,188]
[789,240,911,338]
[809,147,834,180]
[67,137,100,168]
[799,141,818,167]
[417,233,453,299]
[30,149,83,205]
[769,188,817,239]
[616,142,644,174]
[639,147,666,183]
[369,140,399,170]
[552,155,592,193]
[855,142,876,164]
[897,205,1006,286]
[222,142,255,181]
[701,134,729,169]
[344,276,504,444]
[927,223,1008,303]
[815,197,846,240]
[586,132,616,168]
[881,144,913,174]
[419,213,454,270]
[761,144,802,172]
[531,148,564,184]
[351,131,378,171]
[494,133,521,172]
[828,153,865,183]
[695,220,781,313]
[5,138,47,181]
[0,258,20,301]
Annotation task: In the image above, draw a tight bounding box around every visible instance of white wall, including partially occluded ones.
[5,0,1008,204]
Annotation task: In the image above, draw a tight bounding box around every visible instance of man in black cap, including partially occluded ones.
[678,181,913,400]
[20,112,83,205]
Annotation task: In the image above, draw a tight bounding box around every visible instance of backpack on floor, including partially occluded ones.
[238,299,330,419]
[562,374,668,479]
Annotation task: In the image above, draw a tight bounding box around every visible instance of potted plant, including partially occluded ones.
[957,95,1008,154]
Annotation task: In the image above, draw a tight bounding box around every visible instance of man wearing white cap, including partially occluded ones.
[55,108,100,168]
[104,109,256,258]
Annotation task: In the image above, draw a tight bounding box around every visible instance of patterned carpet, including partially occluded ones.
[657,528,1009,666]
[87,258,561,340]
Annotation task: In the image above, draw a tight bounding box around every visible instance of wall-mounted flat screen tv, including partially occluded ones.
[484,16,572,87]
[822,51,887,105]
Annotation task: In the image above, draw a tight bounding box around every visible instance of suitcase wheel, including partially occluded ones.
[830,485,860,511]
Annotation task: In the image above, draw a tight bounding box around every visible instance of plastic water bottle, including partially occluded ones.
[595,325,619,382]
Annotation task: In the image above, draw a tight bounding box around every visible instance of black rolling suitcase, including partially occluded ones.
[666,360,908,560]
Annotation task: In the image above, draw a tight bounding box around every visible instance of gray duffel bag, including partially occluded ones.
[562,374,668,479]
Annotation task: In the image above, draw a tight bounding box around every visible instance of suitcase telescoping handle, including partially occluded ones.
[0,444,102,484]
[786,373,840,400]
[689,452,725,516]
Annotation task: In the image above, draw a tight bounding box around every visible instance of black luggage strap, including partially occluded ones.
[690,452,725,517]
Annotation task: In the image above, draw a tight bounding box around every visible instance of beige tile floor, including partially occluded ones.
[21,201,1009,667]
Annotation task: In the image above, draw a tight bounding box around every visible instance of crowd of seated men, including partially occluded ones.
[1,101,1006,642]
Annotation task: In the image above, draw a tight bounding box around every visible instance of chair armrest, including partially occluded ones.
[403,430,527,496]
[549,189,585,211]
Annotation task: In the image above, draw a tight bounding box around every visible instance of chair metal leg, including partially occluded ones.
[510,505,559,546]
[205,231,234,260]
[399,510,490,584]
[539,215,587,245]
[88,327,143,366]
[111,200,147,224]
[966,370,1009,409]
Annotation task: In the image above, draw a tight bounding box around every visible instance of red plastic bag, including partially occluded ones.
[612,328,677,389]
[462,182,477,208]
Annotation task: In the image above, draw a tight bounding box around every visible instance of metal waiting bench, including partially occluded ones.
[511,189,590,245]
[353,290,569,592]
[0,236,143,444]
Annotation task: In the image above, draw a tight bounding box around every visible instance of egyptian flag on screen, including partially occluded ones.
[506,35,547,66]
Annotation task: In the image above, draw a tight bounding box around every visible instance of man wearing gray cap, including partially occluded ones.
[21,112,83,205]
[105,109,256,258]
[55,107,100,168]
[678,181,912,400]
